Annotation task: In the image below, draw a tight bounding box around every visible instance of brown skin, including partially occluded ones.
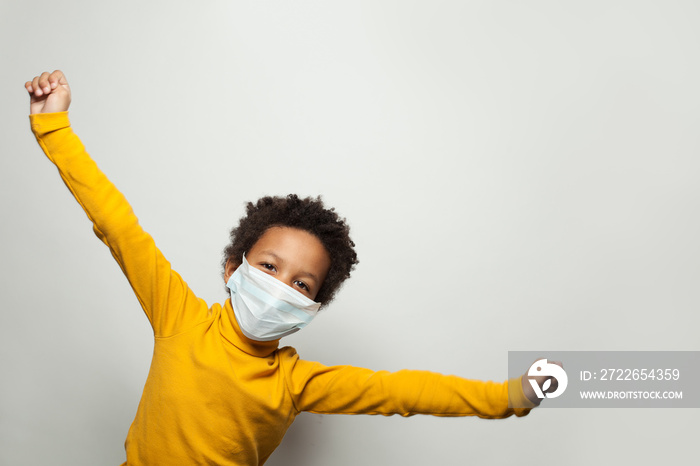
[25,70,71,114]
[224,226,331,301]
[27,70,557,407]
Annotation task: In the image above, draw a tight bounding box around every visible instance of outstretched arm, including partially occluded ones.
[281,348,538,419]
[26,71,209,336]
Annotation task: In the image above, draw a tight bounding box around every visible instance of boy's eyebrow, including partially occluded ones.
[296,270,320,283]
[258,250,320,283]
[258,250,285,264]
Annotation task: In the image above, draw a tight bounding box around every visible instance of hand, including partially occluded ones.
[25,70,71,115]
[521,359,564,406]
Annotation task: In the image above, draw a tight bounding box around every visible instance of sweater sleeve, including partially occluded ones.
[280,348,535,419]
[30,112,209,337]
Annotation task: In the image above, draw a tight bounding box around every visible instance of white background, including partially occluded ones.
[1,1,699,465]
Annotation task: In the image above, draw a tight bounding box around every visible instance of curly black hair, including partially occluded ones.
[222,194,358,305]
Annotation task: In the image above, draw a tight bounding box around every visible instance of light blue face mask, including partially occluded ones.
[226,255,321,341]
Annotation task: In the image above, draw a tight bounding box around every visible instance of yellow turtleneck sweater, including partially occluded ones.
[30,112,535,466]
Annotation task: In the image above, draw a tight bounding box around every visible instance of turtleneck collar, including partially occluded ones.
[219,298,280,358]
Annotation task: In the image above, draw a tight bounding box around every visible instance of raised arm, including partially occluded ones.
[26,71,209,336]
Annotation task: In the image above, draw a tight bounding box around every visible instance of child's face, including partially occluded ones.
[224,226,331,301]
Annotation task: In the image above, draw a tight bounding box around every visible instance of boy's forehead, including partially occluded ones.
[252,226,317,248]
[250,227,331,276]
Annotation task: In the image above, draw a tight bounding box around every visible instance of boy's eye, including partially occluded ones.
[294,280,309,292]
[261,263,276,272]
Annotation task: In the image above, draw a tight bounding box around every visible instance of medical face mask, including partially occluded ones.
[226,255,322,341]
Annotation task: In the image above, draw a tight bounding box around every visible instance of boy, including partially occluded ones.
[26,70,547,466]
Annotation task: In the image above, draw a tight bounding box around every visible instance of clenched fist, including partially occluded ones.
[25,70,71,115]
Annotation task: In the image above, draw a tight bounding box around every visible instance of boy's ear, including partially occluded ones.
[224,258,240,283]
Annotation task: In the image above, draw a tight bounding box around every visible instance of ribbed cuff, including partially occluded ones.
[29,111,70,136]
